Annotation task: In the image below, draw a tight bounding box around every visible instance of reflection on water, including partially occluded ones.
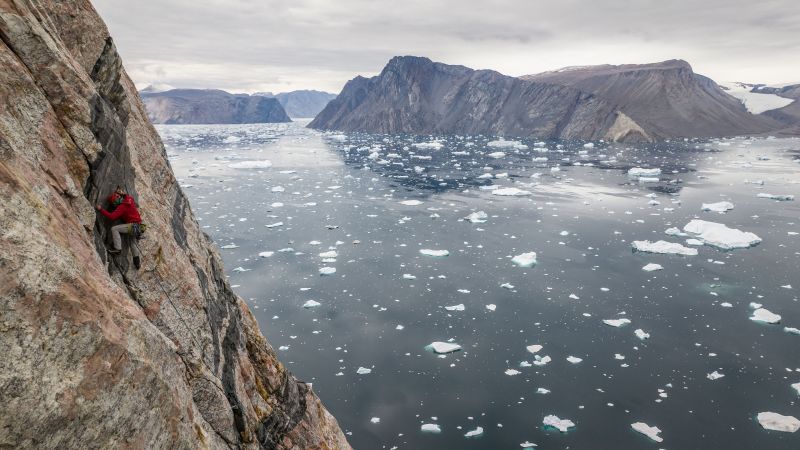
[161,121,800,449]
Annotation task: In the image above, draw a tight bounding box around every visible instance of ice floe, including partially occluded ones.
[319,267,336,276]
[526,344,543,354]
[421,424,442,433]
[682,220,761,250]
[757,412,800,432]
[542,415,575,432]
[445,304,465,311]
[642,263,663,272]
[511,252,537,267]
[356,367,372,375]
[464,426,484,438]
[757,193,794,201]
[420,249,450,257]
[632,240,698,256]
[492,187,532,196]
[603,318,631,327]
[229,160,272,169]
[707,371,725,380]
[634,329,650,340]
[631,422,663,442]
[426,342,462,354]
[702,201,734,213]
[399,199,424,206]
[466,211,488,223]
[302,300,321,308]
[628,167,661,177]
[750,308,781,324]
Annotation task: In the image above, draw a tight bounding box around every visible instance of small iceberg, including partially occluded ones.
[543,415,575,432]
[631,422,663,442]
[632,240,698,256]
[466,211,489,223]
[526,344,543,354]
[707,371,725,380]
[750,308,781,324]
[757,193,794,201]
[356,367,372,375]
[511,252,538,267]
[319,267,336,276]
[603,318,631,327]
[421,423,442,433]
[702,201,734,213]
[302,300,321,309]
[682,220,761,250]
[642,263,663,272]
[757,412,799,432]
[464,426,484,438]
[412,141,444,150]
[628,167,661,177]
[445,304,465,311]
[228,160,272,169]
[399,199,424,206]
[634,329,650,340]
[420,249,449,257]
[492,187,532,196]
[426,341,462,354]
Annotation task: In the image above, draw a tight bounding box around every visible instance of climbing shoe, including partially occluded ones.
[133,256,141,270]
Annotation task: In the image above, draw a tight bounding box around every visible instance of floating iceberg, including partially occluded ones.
[302,300,321,308]
[642,263,663,272]
[526,344,543,354]
[228,160,272,169]
[412,141,444,150]
[319,267,336,276]
[399,199,424,206]
[543,415,575,432]
[631,422,663,442]
[566,356,583,364]
[488,151,507,159]
[488,139,526,149]
[356,367,372,375]
[632,240,698,256]
[466,211,488,223]
[420,249,449,257]
[505,369,521,376]
[492,187,532,196]
[511,252,537,267]
[421,423,442,433]
[634,329,650,340]
[445,304,465,311]
[757,412,799,432]
[702,201,734,213]
[426,341,462,354]
[682,220,761,250]
[628,167,661,177]
[750,308,781,324]
[464,426,484,438]
[603,318,631,327]
[757,193,794,201]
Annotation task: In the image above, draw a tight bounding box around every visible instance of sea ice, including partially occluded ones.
[792,382,800,395]
[750,308,781,324]
[632,240,698,256]
[493,187,532,196]
[505,369,521,376]
[421,424,442,433]
[527,345,543,354]
[642,263,663,272]
[258,251,274,258]
[757,193,794,201]
[537,388,551,394]
[464,426,484,438]
[466,211,489,223]
[533,355,552,366]
[566,356,583,364]
[628,167,662,177]
[486,304,497,311]
[702,201,734,213]
[370,417,380,424]
[412,141,444,150]
[302,300,321,308]
[631,422,663,442]
[229,160,272,169]
[488,151,507,159]
[445,304,465,311]
[400,200,424,206]
[634,329,650,340]
[319,267,336,276]
[603,318,631,327]
[426,342,462,354]
[757,412,800,432]
[488,139,525,149]
[511,252,537,267]
[356,367,372,375]
[420,249,449,257]
[319,250,338,258]
[707,371,725,380]
[542,415,575,432]
[683,220,761,250]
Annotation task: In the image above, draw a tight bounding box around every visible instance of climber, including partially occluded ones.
[95,186,143,269]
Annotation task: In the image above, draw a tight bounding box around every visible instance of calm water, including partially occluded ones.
[160,121,800,449]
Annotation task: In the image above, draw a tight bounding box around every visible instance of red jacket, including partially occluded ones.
[100,195,141,223]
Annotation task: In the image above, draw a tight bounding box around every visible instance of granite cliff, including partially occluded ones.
[310,56,776,142]
[0,1,349,449]
[141,89,292,124]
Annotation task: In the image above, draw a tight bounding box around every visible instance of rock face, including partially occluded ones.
[257,90,338,119]
[0,2,350,449]
[757,84,800,134]
[310,56,774,142]
[141,89,292,124]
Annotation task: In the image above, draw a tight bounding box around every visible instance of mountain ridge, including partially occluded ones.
[141,88,292,124]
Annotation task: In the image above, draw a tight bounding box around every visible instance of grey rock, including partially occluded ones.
[141,89,292,124]
[0,1,350,449]
[257,90,338,119]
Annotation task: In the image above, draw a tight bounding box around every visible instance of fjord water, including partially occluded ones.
[161,121,799,449]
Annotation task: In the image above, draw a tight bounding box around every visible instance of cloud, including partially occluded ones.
[93,0,800,93]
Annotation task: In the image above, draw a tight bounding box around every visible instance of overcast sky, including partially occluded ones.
[93,0,799,94]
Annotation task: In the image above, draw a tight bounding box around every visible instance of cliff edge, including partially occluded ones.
[0,1,350,449]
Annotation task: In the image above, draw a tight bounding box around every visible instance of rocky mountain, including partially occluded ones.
[256,90,338,118]
[310,56,777,142]
[141,89,292,124]
[753,83,800,132]
[0,1,349,449]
